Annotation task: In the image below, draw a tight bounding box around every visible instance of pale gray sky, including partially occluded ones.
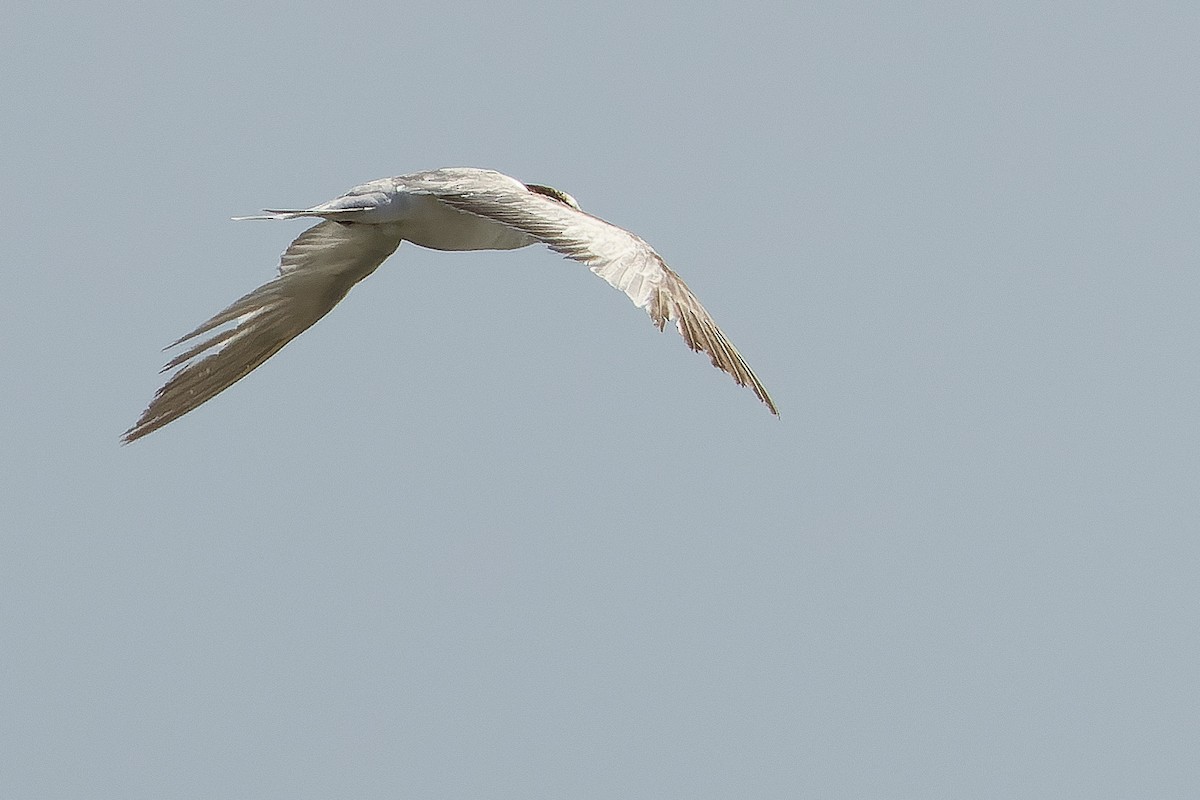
[4,2,1199,797]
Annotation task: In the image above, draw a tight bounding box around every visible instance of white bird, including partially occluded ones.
[123,167,777,442]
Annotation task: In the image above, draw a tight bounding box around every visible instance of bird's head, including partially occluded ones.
[524,183,581,210]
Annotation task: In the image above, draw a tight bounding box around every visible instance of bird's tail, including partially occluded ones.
[232,206,375,222]
[232,210,317,221]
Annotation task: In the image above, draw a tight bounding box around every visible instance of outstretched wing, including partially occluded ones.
[405,169,778,415]
[123,220,403,442]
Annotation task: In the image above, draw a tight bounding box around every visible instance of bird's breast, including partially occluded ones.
[389,195,532,251]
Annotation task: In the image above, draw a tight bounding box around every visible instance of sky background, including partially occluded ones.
[3,2,1199,797]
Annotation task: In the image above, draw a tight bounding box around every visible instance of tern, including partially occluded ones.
[123,167,777,442]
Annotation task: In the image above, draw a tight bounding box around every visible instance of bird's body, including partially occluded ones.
[123,167,776,442]
[242,174,540,250]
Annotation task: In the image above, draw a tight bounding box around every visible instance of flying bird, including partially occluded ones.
[123,167,777,442]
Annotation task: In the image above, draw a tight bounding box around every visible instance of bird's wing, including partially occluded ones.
[406,170,778,415]
[123,220,403,443]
